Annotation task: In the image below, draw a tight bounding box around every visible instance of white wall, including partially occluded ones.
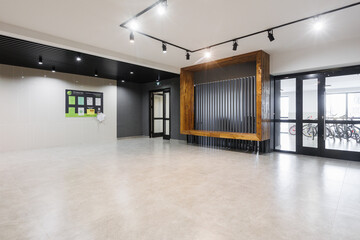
[271,38,360,75]
[0,64,117,152]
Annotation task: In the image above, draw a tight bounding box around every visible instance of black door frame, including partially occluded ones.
[149,88,171,139]
[274,64,360,161]
[162,89,171,140]
[296,73,324,156]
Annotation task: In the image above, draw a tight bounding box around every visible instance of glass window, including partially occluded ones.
[153,94,163,118]
[165,92,170,119]
[326,74,360,120]
[325,74,360,152]
[280,96,289,119]
[326,94,346,120]
[165,120,170,135]
[303,78,318,120]
[154,120,163,133]
[276,78,296,120]
[326,123,360,152]
[275,122,296,152]
[348,93,360,119]
[303,123,318,148]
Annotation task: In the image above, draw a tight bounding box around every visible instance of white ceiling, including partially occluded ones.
[0,0,359,74]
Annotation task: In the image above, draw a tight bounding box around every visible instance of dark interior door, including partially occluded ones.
[296,75,323,156]
[149,89,171,140]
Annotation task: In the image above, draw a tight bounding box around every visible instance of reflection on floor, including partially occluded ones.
[277,132,360,152]
[1,137,360,240]
[326,138,360,152]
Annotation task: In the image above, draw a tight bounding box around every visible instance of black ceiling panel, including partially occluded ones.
[0,35,179,83]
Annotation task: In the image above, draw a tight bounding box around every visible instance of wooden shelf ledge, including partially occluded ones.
[182,130,260,141]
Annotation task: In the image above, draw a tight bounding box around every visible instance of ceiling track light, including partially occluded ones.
[267,29,275,42]
[52,66,56,73]
[232,40,238,51]
[119,1,359,60]
[128,19,139,31]
[38,56,43,65]
[313,17,324,31]
[158,0,167,15]
[130,31,135,43]
[186,51,190,60]
[162,42,167,53]
[94,70,98,77]
[76,53,82,62]
[204,49,211,58]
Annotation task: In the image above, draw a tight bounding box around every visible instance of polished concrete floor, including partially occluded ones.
[0,137,359,240]
[276,132,360,152]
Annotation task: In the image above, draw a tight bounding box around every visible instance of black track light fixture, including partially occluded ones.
[120,2,360,58]
[52,66,56,73]
[130,31,134,43]
[232,40,238,51]
[162,42,167,53]
[94,70,98,77]
[38,56,43,65]
[186,51,190,60]
[267,29,275,42]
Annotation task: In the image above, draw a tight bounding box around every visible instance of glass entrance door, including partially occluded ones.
[297,76,322,155]
[275,68,360,160]
[322,74,360,159]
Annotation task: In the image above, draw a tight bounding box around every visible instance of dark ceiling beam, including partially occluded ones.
[0,35,179,83]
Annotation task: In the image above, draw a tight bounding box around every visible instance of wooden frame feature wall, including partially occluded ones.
[180,50,270,141]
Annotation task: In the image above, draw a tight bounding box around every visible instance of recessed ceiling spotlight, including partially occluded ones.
[267,29,275,42]
[156,81,161,86]
[162,42,167,53]
[130,71,134,74]
[52,66,56,73]
[130,31,135,43]
[128,19,139,31]
[94,70,98,77]
[313,17,324,31]
[186,51,190,60]
[38,56,43,65]
[158,0,167,15]
[76,54,82,62]
[232,40,238,51]
[121,80,125,83]
[204,49,212,58]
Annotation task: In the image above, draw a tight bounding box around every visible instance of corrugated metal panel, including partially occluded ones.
[194,76,257,150]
